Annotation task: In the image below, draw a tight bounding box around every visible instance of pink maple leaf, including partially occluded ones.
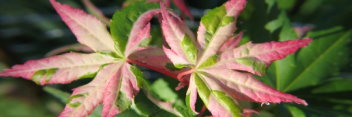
[0,0,313,117]
[159,0,310,116]
[0,0,174,117]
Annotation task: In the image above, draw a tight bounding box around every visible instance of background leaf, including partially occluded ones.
[44,86,70,103]
[282,28,351,92]
[312,78,352,93]
[285,104,306,117]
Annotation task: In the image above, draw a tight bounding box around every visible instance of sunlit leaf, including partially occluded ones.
[160,0,310,116]
[0,53,116,85]
[110,2,159,56]
[0,1,165,116]
[50,0,116,53]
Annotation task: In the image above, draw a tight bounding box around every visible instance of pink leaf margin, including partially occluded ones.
[59,63,122,117]
[0,53,115,85]
[217,39,312,75]
[50,0,116,53]
[203,68,308,106]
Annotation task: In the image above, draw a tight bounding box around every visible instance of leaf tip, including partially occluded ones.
[226,0,247,16]
[299,99,308,106]
[285,96,308,106]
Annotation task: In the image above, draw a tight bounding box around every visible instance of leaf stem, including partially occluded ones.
[174,69,194,90]
[127,58,178,80]
[197,105,207,117]
[177,69,194,81]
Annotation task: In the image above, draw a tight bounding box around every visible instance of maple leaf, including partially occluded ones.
[0,0,168,117]
[82,0,110,25]
[159,0,311,116]
[0,0,314,116]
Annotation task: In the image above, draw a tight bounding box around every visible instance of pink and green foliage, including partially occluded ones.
[0,0,165,116]
[0,0,313,117]
[160,0,311,116]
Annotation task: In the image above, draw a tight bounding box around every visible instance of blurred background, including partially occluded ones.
[0,0,351,116]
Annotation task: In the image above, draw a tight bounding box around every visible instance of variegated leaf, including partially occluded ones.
[185,74,198,114]
[110,2,160,56]
[192,73,241,117]
[159,0,310,117]
[60,63,122,117]
[160,4,198,67]
[200,68,307,105]
[123,9,161,56]
[218,32,243,53]
[187,67,308,117]
[50,0,116,53]
[102,63,143,117]
[217,39,312,75]
[196,0,246,66]
[0,53,116,85]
